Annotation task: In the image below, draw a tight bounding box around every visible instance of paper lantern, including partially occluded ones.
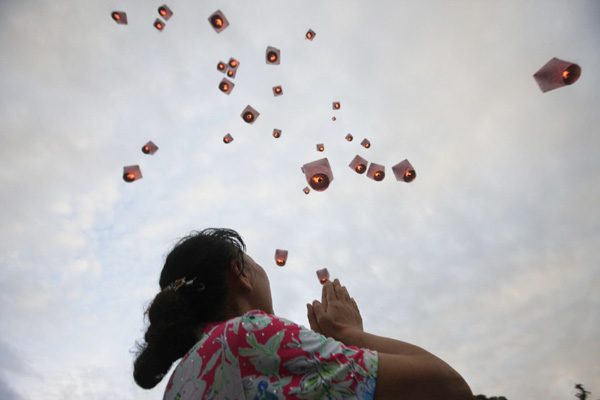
[392,159,416,182]
[228,58,240,70]
[154,19,165,31]
[141,141,158,155]
[303,187,310,194]
[157,5,173,20]
[266,46,280,65]
[273,85,283,96]
[219,78,234,94]
[305,29,316,40]
[241,105,260,124]
[301,158,333,192]
[367,163,385,181]
[216,61,226,73]
[316,268,330,284]
[223,133,233,144]
[111,11,127,25]
[332,101,340,110]
[274,249,288,267]
[273,129,282,138]
[349,155,368,174]
[316,143,324,152]
[533,57,581,93]
[225,68,236,79]
[208,10,229,33]
[345,134,353,142]
[361,138,371,149]
[123,165,142,182]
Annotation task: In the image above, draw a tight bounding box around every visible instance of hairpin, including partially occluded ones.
[163,277,205,293]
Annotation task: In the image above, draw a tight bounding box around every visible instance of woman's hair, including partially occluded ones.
[133,228,246,389]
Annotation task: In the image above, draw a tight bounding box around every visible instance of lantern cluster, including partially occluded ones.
[348,156,416,184]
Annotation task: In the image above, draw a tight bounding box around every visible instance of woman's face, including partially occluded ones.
[243,254,274,315]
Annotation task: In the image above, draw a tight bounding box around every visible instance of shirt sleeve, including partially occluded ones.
[235,310,378,400]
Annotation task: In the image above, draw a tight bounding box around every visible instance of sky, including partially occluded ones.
[0,0,599,399]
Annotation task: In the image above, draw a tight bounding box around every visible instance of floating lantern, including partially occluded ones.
[274,249,288,267]
[361,138,371,149]
[301,158,333,192]
[305,29,316,40]
[345,134,353,142]
[111,11,128,25]
[123,165,142,182]
[273,85,283,96]
[219,78,234,94]
[141,141,158,155]
[241,105,259,124]
[349,155,368,174]
[533,57,581,93]
[266,46,280,65]
[332,101,340,110]
[392,159,416,182]
[316,143,324,152]
[273,129,282,138]
[216,61,226,73]
[228,58,240,70]
[316,268,330,284]
[367,163,385,181]
[157,5,173,20]
[303,187,310,194]
[223,133,233,144]
[153,19,165,31]
[208,10,229,33]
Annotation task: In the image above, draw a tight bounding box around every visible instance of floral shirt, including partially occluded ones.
[164,310,378,400]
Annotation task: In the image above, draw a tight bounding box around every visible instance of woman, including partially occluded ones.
[133,228,472,400]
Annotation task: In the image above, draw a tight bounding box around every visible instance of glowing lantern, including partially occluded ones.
[305,29,316,40]
[154,19,165,31]
[273,129,282,138]
[208,10,229,33]
[217,61,226,73]
[223,133,233,144]
[274,249,288,267]
[367,163,385,181]
[316,268,330,284]
[141,141,158,155]
[332,101,340,110]
[303,187,310,194]
[226,68,236,79]
[241,105,260,124]
[228,58,240,70]
[533,57,581,93]
[273,85,283,96]
[345,134,353,142]
[301,158,333,192]
[316,143,324,152]
[332,117,336,121]
[266,46,280,65]
[123,165,142,182]
[349,155,368,174]
[157,5,173,20]
[111,11,128,25]
[361,138,371,149]
[392,159,416,183]
[219,78,234,94]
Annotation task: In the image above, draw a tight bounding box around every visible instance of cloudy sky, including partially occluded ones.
[0,0,599,399]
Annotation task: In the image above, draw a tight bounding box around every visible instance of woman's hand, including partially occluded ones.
[307,279,363,340]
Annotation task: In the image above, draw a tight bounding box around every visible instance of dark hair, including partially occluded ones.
[133,228,246,389]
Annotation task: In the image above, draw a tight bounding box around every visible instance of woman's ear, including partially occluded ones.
[230,258,252,291]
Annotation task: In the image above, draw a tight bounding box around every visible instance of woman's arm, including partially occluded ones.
[307,279,472,400]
